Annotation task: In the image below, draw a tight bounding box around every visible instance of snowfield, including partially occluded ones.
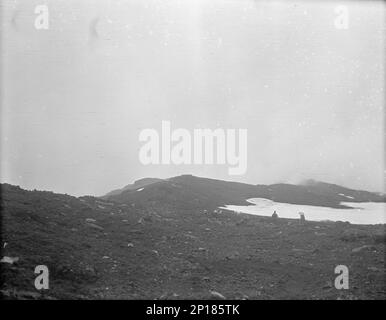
[338,193,355,199]
[221,198,386,225]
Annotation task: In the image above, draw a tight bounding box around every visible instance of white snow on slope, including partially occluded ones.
[221,198,385,225]
[339,193,355,199]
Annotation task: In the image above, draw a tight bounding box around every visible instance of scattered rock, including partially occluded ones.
[340,229,369,242]
[323,280,333,289]
[226,251,240,260]
[0,256,19,264]
[209,290,226,300]
[368,266,381,272]
[127,243,134,247]
[143,215,152,222]
[184,234,198,240]
[86,223,104,230]
[234,292,249,300]
[372,232,386,244]
[351,245,376,253]
[83,266,98,280]
[1,289,42,300]
[158,292,168,300]
[292,248,308,252]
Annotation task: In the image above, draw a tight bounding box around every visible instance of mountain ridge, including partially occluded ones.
[101,174,386,210]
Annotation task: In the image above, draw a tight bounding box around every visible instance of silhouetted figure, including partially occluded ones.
[272,210,278,219]
[299,212,306,224]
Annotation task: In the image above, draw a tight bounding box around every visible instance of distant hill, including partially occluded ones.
[102,178,162,198]
[301,179,385,203]
[103,175,386,210]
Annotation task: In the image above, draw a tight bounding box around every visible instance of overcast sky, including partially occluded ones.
[1,0,385,196]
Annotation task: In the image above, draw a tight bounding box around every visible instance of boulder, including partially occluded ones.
[209,290,226,300]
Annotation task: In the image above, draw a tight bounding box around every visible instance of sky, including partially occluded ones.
[0,0,385,196]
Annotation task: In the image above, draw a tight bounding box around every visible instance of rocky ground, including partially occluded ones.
[1,183,385,300]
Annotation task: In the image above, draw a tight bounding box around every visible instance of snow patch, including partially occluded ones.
[221,198,385,225]
[338,193,355,200]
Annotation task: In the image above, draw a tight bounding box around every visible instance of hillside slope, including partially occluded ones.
[102,178,162,198]
[104,175,386,209]
[1,181,385,300]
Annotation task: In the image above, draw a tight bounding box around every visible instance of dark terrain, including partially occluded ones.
[1,175,385,299]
